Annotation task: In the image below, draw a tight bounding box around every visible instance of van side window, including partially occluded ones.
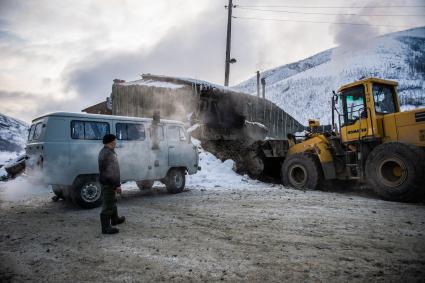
[32,122,43,140]
[116,123,146,141]
[71,121,85,139]
[71,120,110,140]
[168,125,187,142]
[27,124,35,141]
[116,123,127,140]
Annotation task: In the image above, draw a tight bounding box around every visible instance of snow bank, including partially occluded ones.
[0,175,51,202]
[186,139,262,189]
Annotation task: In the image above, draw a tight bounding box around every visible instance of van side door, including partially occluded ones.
[167,125,198,173]
[148,123,168,179]
[114,121,149,181]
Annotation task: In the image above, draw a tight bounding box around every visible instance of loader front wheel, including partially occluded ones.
[281,153,323,190]
[366,142,425,202]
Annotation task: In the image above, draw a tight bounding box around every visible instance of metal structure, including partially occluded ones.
[111,74,304,142]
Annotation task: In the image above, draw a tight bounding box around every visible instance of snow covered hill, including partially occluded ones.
[234,27,425,125]
[0,113,28,164]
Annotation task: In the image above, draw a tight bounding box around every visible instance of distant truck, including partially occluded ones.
[26,112,199,208]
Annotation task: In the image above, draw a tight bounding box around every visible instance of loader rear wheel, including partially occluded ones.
[281,153,323,190]
[366,142,425,202]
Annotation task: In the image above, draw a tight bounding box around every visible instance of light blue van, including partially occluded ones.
[26,112,199,208]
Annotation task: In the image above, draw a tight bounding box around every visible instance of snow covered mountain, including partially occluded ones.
[0,113,28,164]
[234,27,425,125]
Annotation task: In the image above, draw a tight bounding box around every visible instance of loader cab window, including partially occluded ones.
[341,85,367,126]
[372,83,397,114]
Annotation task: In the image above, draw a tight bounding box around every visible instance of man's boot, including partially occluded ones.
[111,207,125,226]
[100,214,119,234]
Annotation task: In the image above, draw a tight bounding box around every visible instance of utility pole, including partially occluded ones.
[224,0,233,86]
[261,77,266,99]
[256,71,260,97]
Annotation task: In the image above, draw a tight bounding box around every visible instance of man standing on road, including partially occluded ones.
[98,134,125,234]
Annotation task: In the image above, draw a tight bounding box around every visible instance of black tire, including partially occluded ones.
[281,153,323,190]
[365,142,425,202]
[72,177,103,209]
[244,152,265,178]
[52,185,64,199]
[165,168,186,194]
[136,180,154,190]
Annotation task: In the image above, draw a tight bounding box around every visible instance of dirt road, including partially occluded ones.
[1,183,424,282]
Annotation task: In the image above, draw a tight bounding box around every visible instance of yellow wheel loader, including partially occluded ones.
[281,78,425,202]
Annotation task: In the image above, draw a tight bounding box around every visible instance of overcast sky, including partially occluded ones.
[0,0,424,122]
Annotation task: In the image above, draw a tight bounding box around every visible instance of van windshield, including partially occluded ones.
[168,125,187,142]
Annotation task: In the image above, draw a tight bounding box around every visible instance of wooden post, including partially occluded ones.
[261,78,266,99]
[256,71,260,97]
[224,0,233,86]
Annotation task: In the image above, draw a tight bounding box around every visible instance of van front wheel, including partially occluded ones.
[165,169,186,194]
[72,177,103,209]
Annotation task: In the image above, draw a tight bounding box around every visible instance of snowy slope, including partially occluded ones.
[235,27,425,124]
[0,113,28,164]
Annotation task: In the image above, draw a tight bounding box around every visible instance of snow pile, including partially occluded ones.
[186,139,262,189]
[0,113,28,178]
[234,27,425,125]
[0,113,28,152]
[0,175,51,202]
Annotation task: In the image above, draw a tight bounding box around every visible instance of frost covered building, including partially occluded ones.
[110,74,303,141]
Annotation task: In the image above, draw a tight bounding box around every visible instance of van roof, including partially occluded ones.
[32,111,185,125]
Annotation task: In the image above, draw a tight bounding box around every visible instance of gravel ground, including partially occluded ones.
[0,183,424,282]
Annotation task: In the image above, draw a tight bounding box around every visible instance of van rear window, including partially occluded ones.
[116,123,145,141]
[71,120,110,140]
[27,124,35,141]
[32,122,44,140]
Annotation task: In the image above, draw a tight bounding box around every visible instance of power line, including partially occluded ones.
[236,7,425,17]
[232,15,415,28]
[237,4,425,9]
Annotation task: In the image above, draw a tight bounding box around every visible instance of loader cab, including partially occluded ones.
[334,78,399,144]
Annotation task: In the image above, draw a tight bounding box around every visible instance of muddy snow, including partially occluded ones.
[0,143,424,282]
[1,180,424,282]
